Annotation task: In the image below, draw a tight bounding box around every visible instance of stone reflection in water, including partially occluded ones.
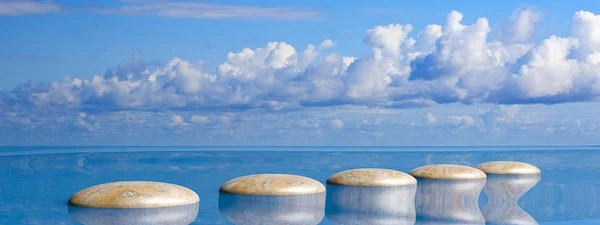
[415,179,486,224]
[68,203,199,225]
[325,184,417,225]
[218,193,325,225]
[482,174,540,225]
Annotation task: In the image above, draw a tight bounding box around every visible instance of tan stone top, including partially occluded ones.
[409,164,486,180]
[68,181,199,208]
[326,168,417,186]
[220,174,325,195]
[475,161,541,175]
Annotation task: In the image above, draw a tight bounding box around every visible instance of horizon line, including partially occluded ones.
[1,145,598,148]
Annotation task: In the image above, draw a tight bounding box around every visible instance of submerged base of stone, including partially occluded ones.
[415,179,486,224]
[326,184,416,218]
[68,203,199,225]
[218,193,325,225]
[327,211,416,225]
[482,174,541,225]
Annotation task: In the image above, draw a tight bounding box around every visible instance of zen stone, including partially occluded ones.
[409,164,486,180]
[219,174,325,195]
[475,161,541,175]
[68,203,199,225]
[68,181,199,208]
[326,168,417,186]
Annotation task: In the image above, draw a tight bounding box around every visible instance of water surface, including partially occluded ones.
[1,146,599,224]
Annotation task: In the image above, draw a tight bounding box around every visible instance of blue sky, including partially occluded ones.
[1,0,600,146]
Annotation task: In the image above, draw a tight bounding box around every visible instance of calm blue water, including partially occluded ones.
[1,146,599,224]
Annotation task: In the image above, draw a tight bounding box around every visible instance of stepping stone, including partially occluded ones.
[69,203,199,225]
[326,168,417,186]
[475,161,541,175]
[409,164,486,180]
[220,174,325,195]
[69,181,199,208]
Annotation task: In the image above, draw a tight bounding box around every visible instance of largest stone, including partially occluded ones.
[69,181,199,208]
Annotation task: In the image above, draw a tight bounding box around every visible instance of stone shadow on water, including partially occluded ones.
[67,203,199,225]
[218,193,325,225]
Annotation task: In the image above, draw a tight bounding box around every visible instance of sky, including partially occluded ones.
[1,0,600,146]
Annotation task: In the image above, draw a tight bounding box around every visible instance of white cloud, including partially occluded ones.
[95,0,319,21]
[191,115,209,124]
[4,9,600,119]
[571,11,600,59]
[482,105,520,126]
[508,36,580,98]
[447,115,476,128]
[0,1,61,16]
[504,8,543,43]
[424,113,437,125]
[163,114,189,130]
[298,120,320,129]
[331,119,344,130]
[319,39,336,49]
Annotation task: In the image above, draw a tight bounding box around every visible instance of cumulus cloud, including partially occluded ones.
[3,9,600,120]
[447,115,476,128]
[94,0,319,20]
[191,115,209,124]
[503,8,543,43]
[424,113,437,125]
[331,119,344,130]
[298,120,320,129]
[163,114,190,130]
[0,1,61,16]
[482,105,521,126]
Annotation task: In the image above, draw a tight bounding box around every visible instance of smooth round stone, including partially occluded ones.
[326,168,417,186]
[220,174,325,196]
[409,164,486,180]
[69,181,199,208]
[475,161,541,175]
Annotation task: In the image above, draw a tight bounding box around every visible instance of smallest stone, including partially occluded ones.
[475,161,541,175]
